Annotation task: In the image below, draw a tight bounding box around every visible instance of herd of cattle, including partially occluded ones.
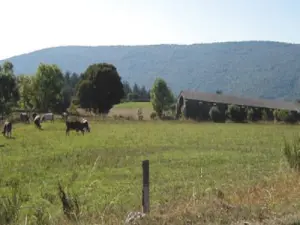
[2,112,90,138]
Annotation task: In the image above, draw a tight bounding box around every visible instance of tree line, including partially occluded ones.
[122,81,150,102]
[0,61,175,118]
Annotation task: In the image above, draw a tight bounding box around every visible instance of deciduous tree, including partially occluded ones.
[150,78,174,118]
[77,63,124,113]
[0,61,19,115]
[34,63,64,112]
[17,75,35,110]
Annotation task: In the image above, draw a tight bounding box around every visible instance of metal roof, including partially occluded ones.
[179,90,300,111]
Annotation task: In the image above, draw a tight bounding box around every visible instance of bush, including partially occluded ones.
[274,109,297,123]
[67,103,79,116]
[247,108,254,121]
[209,106,225,122]
[261,109,269,121]
[137,108,143,120]
[150,112,157,120]
[283,136,300,171]
[226,104,246,122]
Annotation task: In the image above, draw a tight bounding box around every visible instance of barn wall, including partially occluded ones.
[185,100,217,121]
[176,94,292,122]
[185,99,201,120]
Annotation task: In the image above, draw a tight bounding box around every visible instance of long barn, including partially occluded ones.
[176,90,300,121]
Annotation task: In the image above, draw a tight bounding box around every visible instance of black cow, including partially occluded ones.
[33,114,42,129]
[20,113,30,123]
[66,119,90,136]
[32,113,37,120]
[2,121,12,138]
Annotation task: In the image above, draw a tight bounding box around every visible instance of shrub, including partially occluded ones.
[150,112,157,120]
[274,109,297,123]
[261,109,269,121]
[137,108,143,121]
[247,108,254,121]
[209,106,225,122]
[283,136,300,171]
[67,103,79,116]
[226,104,246,122]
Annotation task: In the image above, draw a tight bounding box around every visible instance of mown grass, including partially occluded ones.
[113,102,152,109]
[1,120,300,224]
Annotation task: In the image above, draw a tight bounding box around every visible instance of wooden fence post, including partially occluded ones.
[142,160,150,213]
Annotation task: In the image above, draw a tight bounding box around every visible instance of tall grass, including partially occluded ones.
[283,136,300,171]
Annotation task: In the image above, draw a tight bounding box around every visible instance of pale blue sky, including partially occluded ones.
[0,0,299,60]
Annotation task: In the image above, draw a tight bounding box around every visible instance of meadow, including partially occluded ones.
[1,106,300,224]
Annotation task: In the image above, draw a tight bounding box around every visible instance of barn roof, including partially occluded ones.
[179,90,300,112]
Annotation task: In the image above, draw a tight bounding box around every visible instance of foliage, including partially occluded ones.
[0,61,19,116]
[209,105,225,122]
[123,82,150,102]
[137,108,143,120]
[226,104,246,122]
[274,109,298,123]
[150,78,174,118]
[17,75,36,110]
[77,63,124,113]
[261,109,269,121]
[247,108,254,121]
[150,111,157,120]
[33,63,65,112]
[61,71,81,111]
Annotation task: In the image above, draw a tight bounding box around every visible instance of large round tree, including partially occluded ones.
[77,63,124,113]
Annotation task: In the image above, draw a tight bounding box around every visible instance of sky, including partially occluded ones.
[0,0,299,60]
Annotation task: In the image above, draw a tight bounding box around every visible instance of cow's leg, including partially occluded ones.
[66,128,69,136]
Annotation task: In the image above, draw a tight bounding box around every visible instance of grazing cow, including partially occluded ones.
[41,113,54,123]
[81,118,90,132]
[32,113,37,120]
[33,114,42,129]
[2,121,12,138]
[65,118,90,135]
[20,112,30,123]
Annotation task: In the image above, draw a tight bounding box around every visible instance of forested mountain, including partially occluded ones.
[2,41,300,100]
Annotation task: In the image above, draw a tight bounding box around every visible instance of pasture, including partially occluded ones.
[1,116,300,224]
[109,102,153,120]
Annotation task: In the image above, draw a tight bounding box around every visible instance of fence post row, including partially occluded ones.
[142,160,150,213]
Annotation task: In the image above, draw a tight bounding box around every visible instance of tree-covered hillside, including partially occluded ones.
[2,41,300,100]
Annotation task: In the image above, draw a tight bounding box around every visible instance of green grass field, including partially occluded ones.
[2,109,300,224]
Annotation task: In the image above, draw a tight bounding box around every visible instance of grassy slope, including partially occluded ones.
[1,118,300,224]
[109,102,153,120]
